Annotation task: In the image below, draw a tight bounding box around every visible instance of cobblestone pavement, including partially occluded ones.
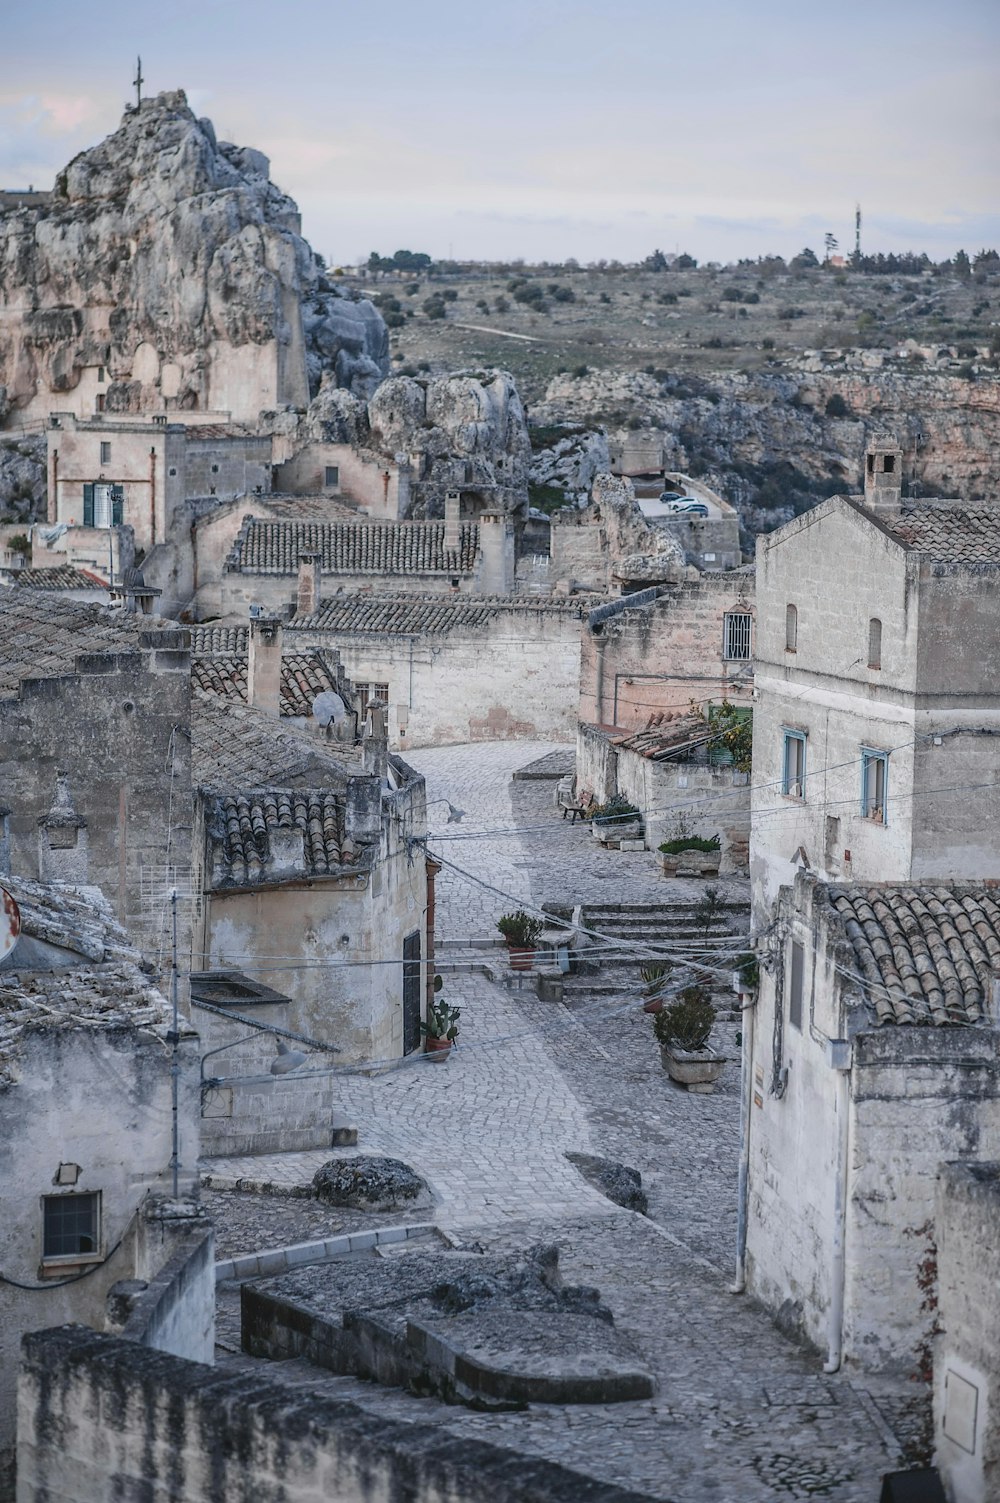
[206,742,918,1499]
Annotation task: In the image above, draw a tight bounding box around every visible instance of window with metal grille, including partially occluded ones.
[782,729,807,798]
[861,749,888,824]
[723,611,753,660]
[788,941,804,1030]
[43,1192,99,1260]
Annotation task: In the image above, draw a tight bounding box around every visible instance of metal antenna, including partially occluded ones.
[134,56,144,111]
[169,888,180,1199]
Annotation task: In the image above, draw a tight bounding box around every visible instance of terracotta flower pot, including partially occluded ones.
[424,1035,453,1058]
[507,945,533,971]
[642,997,664,1014]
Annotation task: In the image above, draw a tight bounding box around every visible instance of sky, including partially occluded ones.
[2,0,998,266]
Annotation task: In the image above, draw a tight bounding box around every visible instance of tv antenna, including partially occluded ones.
[854,203,862,262]
[133,56,144,111]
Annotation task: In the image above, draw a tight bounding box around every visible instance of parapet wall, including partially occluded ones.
[17,1327,656,1503]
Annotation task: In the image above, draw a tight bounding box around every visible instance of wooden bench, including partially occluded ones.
[556,776,593,823]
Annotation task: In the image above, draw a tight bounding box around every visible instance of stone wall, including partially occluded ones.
[292,606,584,748]
[935,1162,1000,1503]
[0,632,193,968]
[16,1328,655,1503]
[219,566,475,618]
[579,575,755,731]
[272,441,410,519]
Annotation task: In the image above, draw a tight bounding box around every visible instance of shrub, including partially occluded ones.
[496,910,543,947]
[824,393,850,418]
[495,296,510,313]
[590,795,640,827]
[654,987,714,1052]
[658,834,721,855]
[421,997,461,1043]
[572,364,590,378]
[599,291,611,304]
[423,296,447,320]
[7,533,30,557]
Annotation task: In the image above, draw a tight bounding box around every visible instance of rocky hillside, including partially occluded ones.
[0,91,388,426]
[531,364,1000,531]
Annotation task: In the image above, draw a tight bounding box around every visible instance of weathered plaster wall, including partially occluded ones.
[934,1162,1000,1503]
[273,442,410,519]
[219,566,474,618]
[0,1029,201,1465]
[292,608,584,748]
[580,576,754,731]
[16,1327,652,1503]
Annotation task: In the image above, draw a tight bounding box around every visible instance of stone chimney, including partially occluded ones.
[863,434,903,517]
[444,490,462,551]
[476,511,515,594]
[38,772,88,884]
[296,553,321,617]
[247,614,283,716]
[362,698,389,787]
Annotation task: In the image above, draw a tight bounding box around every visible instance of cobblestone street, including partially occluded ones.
[205,740,919,1500]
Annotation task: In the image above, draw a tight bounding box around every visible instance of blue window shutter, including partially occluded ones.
[82,484,95,527]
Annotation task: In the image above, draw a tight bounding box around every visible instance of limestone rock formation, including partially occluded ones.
[311,1155,431,1211]
[589,473,687,580]
[0,91,388,427]
[0,436,46,522]
[534,365,1000,532]
[528,427,610,506]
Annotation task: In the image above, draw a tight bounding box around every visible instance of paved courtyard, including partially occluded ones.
[205,740,922,1500]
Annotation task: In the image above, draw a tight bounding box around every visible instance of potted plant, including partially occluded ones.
[422,996,461,1057]
[657,832,722,877]
[496,910,543,970]
[589,795,642,846]
[731,951,759,995]
[653,985,725,1092]
[640,962,671,1014]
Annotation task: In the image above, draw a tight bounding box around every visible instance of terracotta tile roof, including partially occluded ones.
[191,649,343,717]
[10,565,108,591]
[226,518,479,576]
[0,593,171,698]
[612,713,714,761]
[874,503,1000,563]
[828,884,1000,1025]
[191,693,362,790]
[261,495,364,521]
[290,593,597,636]
[189,625,248,654]
[207,789,367,886]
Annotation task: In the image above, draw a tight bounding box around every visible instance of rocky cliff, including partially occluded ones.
[0,91,388,428]
[532,364,1000,531]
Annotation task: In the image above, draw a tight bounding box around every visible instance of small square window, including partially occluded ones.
[324,466,340,488]
[168,466,178,477]
[210,463,219,474]
[861,748,888,825]
[43,1192,100,1261]
[883,454,895,474]
[782,729,807,798]
[100,441,111,464]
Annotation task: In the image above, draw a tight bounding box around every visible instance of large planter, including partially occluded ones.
[507,944,534,972]
[596,820,643,847]
[659,1044,726,1093]
[657,849,722,878]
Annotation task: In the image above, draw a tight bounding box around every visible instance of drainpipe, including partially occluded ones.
[594,639,606,725]
[731,988,757,1294]
[823,1040,853,1373]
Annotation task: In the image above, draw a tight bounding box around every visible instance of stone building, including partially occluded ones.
[741,436,1000,1377]
[550,474,690,594]
[190,617,355,731]
[0,593,193,969]
[289,591,595,749]
[0,876,213,1494]
[579,574,755,732]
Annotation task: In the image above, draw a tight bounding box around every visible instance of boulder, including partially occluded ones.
[566,1152,649,1214]
[311,1155,431,1211]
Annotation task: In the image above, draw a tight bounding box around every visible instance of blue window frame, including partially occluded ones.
[861,748,888,825]
[782,729,807,798]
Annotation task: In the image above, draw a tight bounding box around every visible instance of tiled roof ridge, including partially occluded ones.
[288,591,600,635]
[827,881,1000,1026]
[225,517,481,577]
[207,786,370,887]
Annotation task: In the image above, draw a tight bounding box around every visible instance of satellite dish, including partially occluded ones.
[312,690,347,728]
[1,886,21,960]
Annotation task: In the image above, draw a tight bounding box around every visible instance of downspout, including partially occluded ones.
[594,639,606,725]
[731,987,757,1294]
[50,449,59,524]
[149,446,156,548]
[823,1041,853,1372]
[425,857,441,1018]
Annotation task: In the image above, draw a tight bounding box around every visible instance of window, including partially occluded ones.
[789,941,804,1030]
[868,617,882,669]
[785,603,798,652]
[883,454,895,473]
[97,365,105,383]
[95,394,105,413]
[168,466,178,477]
[723,611,753,660]
[100,441,111,465]
[359,682,389,707]
[867,453,875,476]
[43,1192,99,1261]
[210,463,219,474]
[324,466,340,488]
[862,749,888,825]
[782,729,807,798]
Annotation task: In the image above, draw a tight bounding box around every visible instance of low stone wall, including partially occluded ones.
[17,1327,657,1503]
[119,1220,215,1366]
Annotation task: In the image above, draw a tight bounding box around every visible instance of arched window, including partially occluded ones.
[785,604,798,652]
[868,617,882,670]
